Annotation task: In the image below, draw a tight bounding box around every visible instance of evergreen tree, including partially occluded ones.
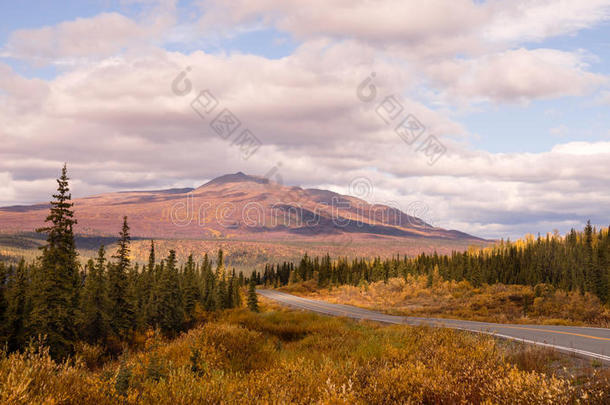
[148,240,155,272]
[4,260,28,351]
[29,164,80,359]
[202,262,217,311]
[143,241,157,327]
[247,278,259,312]
[0,262,8,346]
[78,247,111,343]
[229,269,241,308]
[584,220,595,294]
[215,249,225,279]
[108,216,134,338]
[217,275,228,309]
[182,254,200,318]
[157,250,184,335]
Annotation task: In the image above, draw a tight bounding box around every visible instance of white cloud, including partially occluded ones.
[485,0,610,43]
[198,0,610,55]
[1,0,609,239]
[3,0,177,65]
[0,46,608,238]
[4,13,147,63]
[425,48,607,103]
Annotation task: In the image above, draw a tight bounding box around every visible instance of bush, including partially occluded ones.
[2,308,609,404]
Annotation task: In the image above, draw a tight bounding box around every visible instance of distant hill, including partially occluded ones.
[0,172,483,244]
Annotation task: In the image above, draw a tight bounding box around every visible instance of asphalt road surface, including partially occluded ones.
[258,289,610,364]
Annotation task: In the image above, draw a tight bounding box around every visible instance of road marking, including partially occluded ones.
[262,291,610,342]
[258,290,610,364]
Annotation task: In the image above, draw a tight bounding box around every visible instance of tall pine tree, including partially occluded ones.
[29,164,80,359]
[156,250,184,335]
[108,216,134,339]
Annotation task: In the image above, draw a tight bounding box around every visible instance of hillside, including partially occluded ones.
[0,172,483,244]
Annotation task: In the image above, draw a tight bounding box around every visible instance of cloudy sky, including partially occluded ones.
[1,0,609,239]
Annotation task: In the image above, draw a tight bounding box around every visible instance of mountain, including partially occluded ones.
[0,172,483,243]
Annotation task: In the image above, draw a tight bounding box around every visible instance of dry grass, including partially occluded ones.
[281,275,610,327]
[1,304,609,404]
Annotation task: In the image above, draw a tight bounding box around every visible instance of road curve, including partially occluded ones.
[258,289,610,364]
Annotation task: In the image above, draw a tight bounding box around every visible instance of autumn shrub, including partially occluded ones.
[0,344,118,404]
[1,308,609,404]
[285,276,610,326]
[74,341,106,369]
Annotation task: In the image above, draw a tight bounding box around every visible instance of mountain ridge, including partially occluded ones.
[0,172,484,243]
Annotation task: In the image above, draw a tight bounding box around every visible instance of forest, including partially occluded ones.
[0,166,258,360]
[259,224,610,304]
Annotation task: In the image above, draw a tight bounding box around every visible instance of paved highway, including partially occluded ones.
[258,289,610,364]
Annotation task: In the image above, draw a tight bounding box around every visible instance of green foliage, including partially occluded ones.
[266,224,610,304]
[78,247,111,344]
[3,260,29,351]
[108,216,135,339]
[0,166,245,357]
[155,250,184,336]
[28,164,80,359]
[247,279,259,312]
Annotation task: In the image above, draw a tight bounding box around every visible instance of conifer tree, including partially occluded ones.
[127,263,145,329]
[29,164,80,359]
[182,254,200,318]
[148,240,155,272]
[215,249,225,279]
[0,262,7,346]
[108,216,134,338]
[217,276,228,309]
[247,278,259,312]
[78,247,111,343]
[4,260,28,351]
[202,262,217,311]
[229,269,241,308]
[584,220,595,294]
[157,250,184,335]
[143,240,157,327]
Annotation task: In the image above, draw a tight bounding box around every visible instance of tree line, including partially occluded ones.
[262,224,610,304]
[0,166,258,359]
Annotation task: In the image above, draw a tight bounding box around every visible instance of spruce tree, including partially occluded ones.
[78,247,111,343]
[0,262,7,346]
[4,260,28,351]
[29,164,80,359]
[202,263,217,311]
[182,254,200,318]
[229,269,241,308]
[247,278,259,312]
[215,249,225,279]
[584,220,595,294]
[148,240,155,272]
[143,241,157,327]
[157,250,184,335]
[108,216,134,338]
[217,276,228,309]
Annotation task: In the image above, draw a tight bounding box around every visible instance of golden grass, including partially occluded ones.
[1,305,609,404]
[281,275,610,327]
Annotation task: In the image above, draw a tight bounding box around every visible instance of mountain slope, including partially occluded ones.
[0,172,482,242]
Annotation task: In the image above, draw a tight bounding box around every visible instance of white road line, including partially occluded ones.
[259,290,610,364]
